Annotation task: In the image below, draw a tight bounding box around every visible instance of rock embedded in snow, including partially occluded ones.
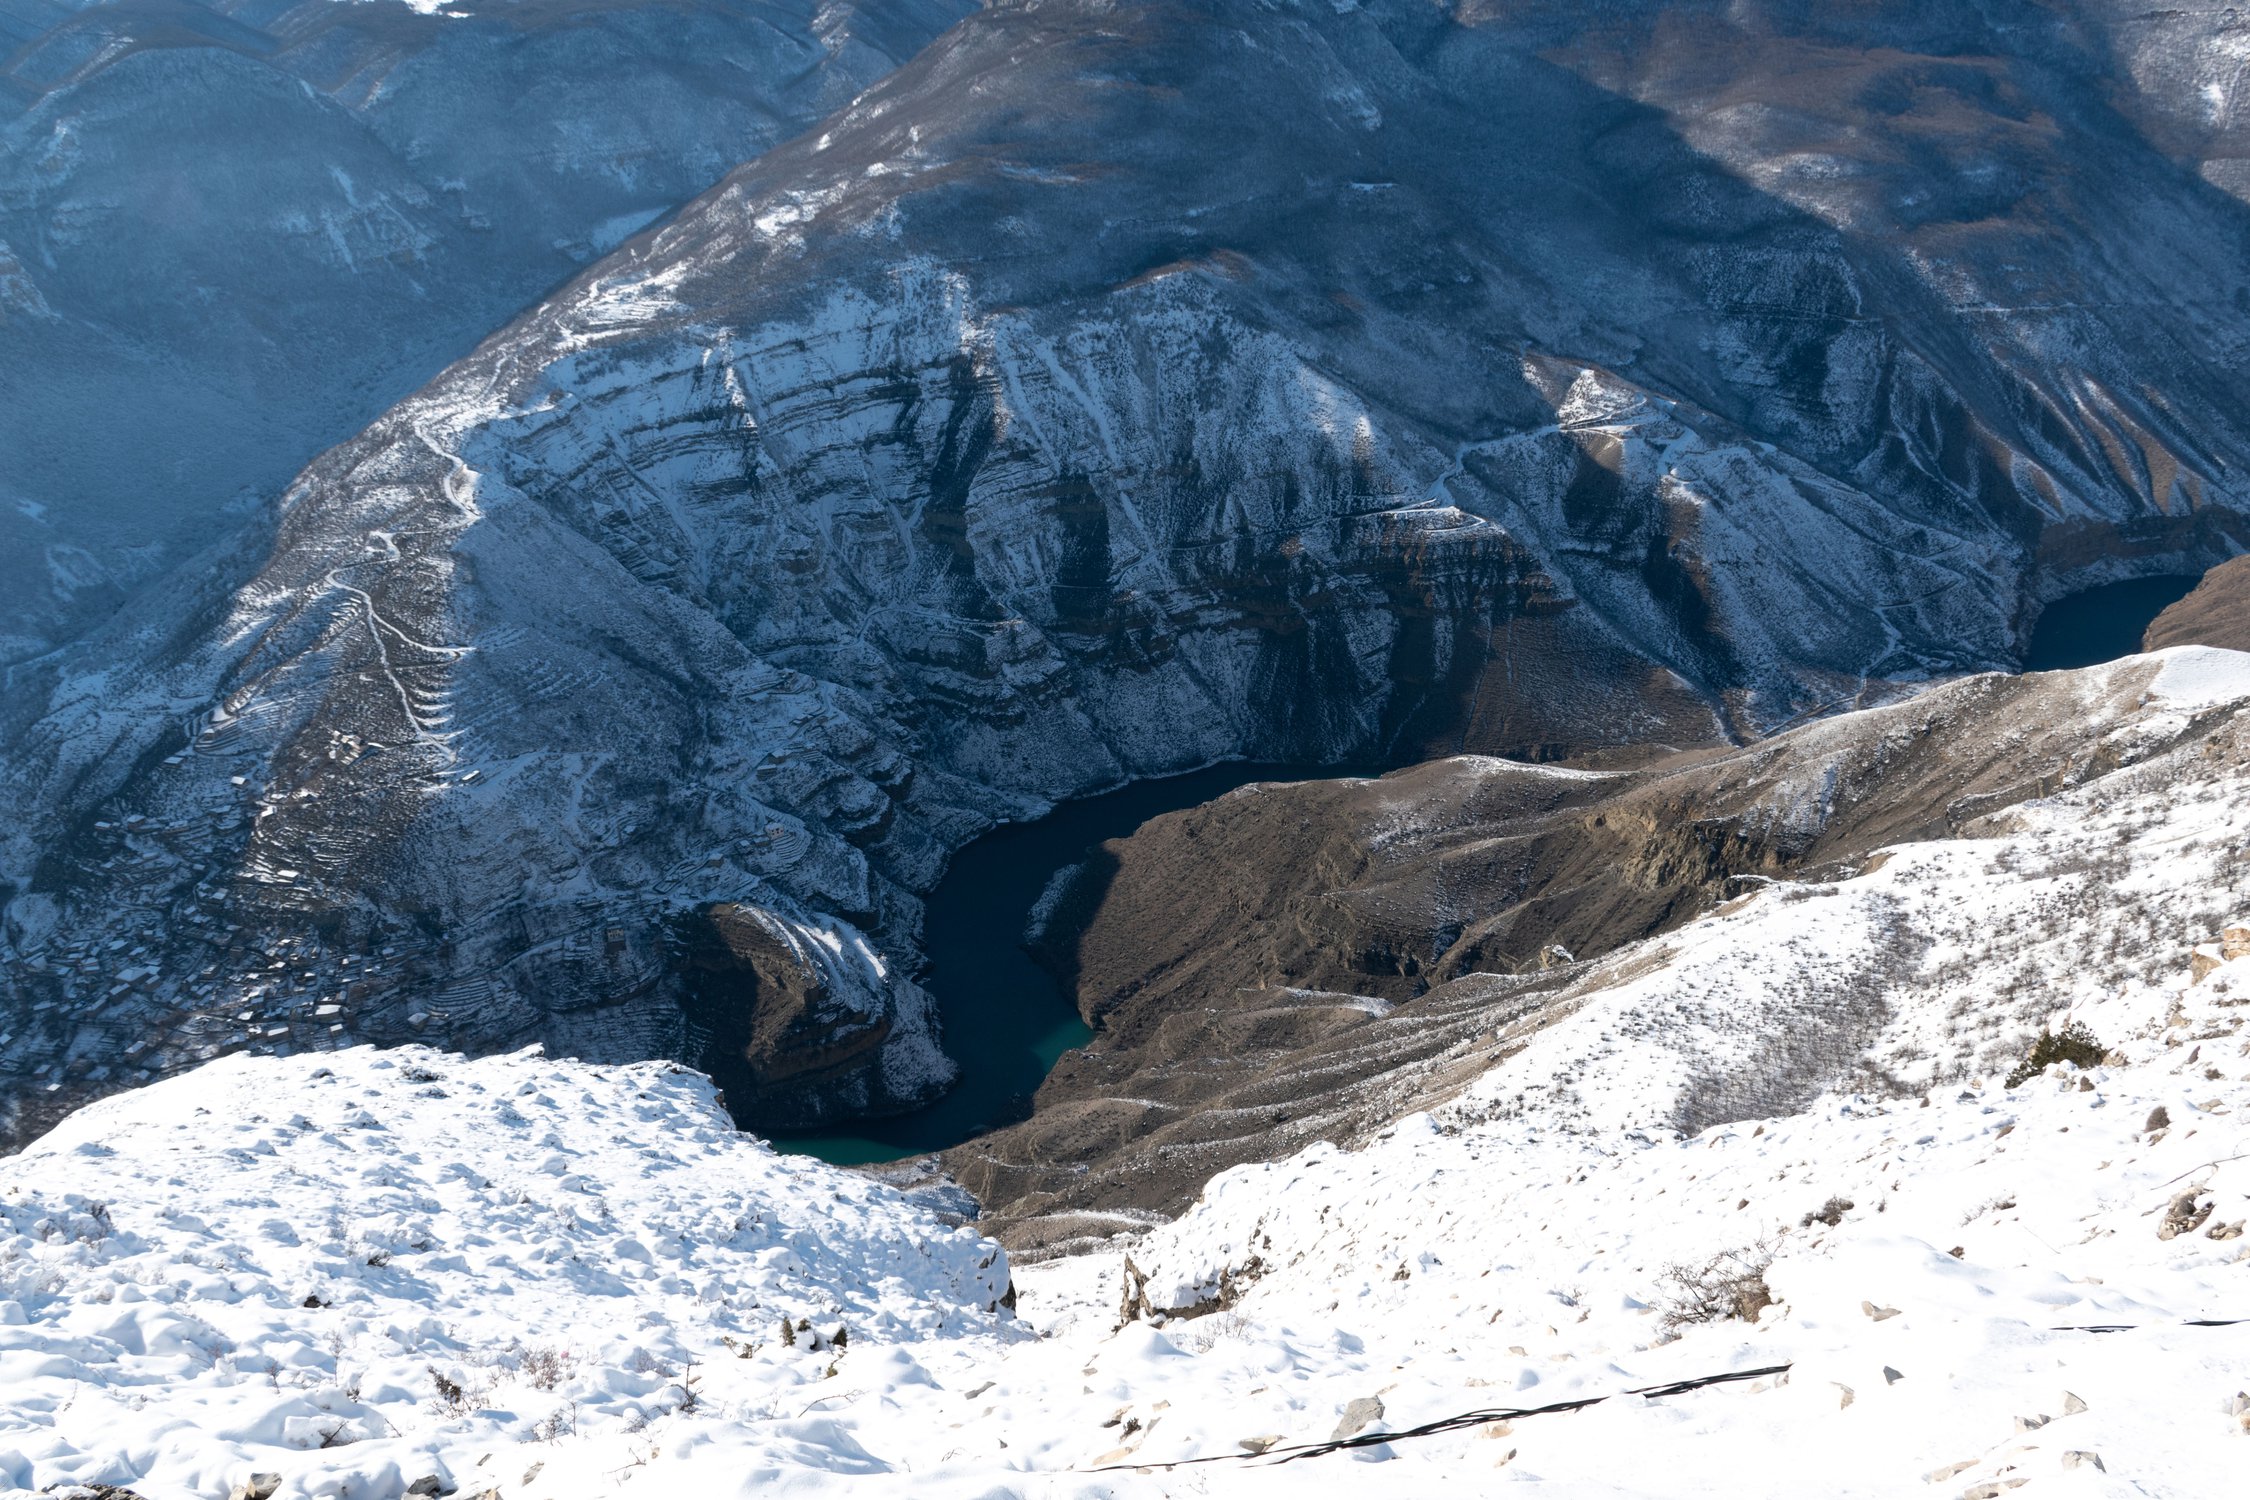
[2158,1192,2215,1241]
[1331,1395,1386,1441]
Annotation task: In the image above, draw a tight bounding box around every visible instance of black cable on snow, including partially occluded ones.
[1083,1361,1796,1472]
[1083,1316,2250,1472]
[2048,1317,2250,1332]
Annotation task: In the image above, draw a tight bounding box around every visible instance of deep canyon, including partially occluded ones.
[9,0,2250,1196]
[9,7,2250,1493]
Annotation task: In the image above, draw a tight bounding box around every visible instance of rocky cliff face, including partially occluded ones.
[680,900,949,1131]
[0,0,974,662]
[8,0,2250,1143]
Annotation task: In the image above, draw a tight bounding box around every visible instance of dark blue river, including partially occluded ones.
[2024,575,2200,671]
[771,761,1349,1163]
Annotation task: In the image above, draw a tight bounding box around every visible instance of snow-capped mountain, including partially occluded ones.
[3,645,2246,1498]
[0,0,975,662]
[10,0,2250,1138]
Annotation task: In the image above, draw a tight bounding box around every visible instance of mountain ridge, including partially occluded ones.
[0,0,977,661]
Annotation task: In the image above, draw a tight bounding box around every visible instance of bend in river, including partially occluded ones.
[2025,575,2202,672]
[769,568,2224,1166]
[769,761,1369,1164]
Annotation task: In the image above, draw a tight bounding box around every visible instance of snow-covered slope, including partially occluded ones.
[0,0,974,661]
[0,1044,1019,1497]
[4,648,2248,1497]
[947,646,2250,1244]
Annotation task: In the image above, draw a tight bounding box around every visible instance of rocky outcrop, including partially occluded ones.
[947,652,2249,1250]
[11,0,2250,1140]
[679,901,949,1131]
[2145,557,2250,653]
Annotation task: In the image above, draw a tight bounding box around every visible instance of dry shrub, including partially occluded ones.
[520,1345,574,1391]
[1658,1239,1777,1329]
[1800,1195,1853,1228]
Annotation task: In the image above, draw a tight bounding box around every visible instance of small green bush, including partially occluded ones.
[2005,1021,2103,1088]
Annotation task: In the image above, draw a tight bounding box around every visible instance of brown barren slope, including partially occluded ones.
[2144,556,2250,652]
[945,656,2250,1254]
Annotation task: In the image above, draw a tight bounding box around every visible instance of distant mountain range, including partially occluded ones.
[8,0,2250,1143]
[0,0,974,661]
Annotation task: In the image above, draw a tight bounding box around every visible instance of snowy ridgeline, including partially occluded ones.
[4,651,2250,1498]
[0,1049,1018,1499]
